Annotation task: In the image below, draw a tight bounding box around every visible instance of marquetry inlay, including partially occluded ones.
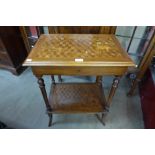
[24,34,134,67]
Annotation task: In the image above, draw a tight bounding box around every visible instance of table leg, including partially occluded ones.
[51,75,55,84]
[58,75,62,82]
[51,75,62,83]
[48,113,53,127]
[127,78,140,96]
[37,76,53,126]
[106,76,121,108]
[96,76,108,125]
[101,76,121,123]
[96,76,102,84]
[95,114,105,126]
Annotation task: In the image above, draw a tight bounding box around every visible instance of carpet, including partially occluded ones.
[139,69,155,128]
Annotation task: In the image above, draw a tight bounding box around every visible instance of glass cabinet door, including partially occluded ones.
[116,26,155,66]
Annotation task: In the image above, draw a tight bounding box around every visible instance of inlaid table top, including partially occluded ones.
[23,34,135,67]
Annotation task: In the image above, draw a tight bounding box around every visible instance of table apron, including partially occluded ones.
[32,66,128,76]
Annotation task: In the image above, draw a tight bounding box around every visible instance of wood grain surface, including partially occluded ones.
[23,34,135,67]
[49,83,105,113]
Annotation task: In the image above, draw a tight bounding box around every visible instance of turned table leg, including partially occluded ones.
[95,76,107,125]
[48,113,53,127]
[51,75,55,84]
[58,75,62,82]
[96,76,102,83]
[51,75,62,83]
[106,76,121,108]
[127,78,140,96]
[101,76,121,124]
[37,76,53,126]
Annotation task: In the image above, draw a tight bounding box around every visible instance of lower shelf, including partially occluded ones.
[49,83,106,113]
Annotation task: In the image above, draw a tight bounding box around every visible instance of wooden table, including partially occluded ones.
[23,34,135,126]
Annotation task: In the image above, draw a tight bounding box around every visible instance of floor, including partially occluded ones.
[0,68,144,129]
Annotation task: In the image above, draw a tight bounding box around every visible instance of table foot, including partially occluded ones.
[48,114,53,127]
[95,114,105,126]
[100,107,110,124]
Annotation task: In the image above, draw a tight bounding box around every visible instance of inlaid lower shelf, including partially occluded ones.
[49,83,106,113]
